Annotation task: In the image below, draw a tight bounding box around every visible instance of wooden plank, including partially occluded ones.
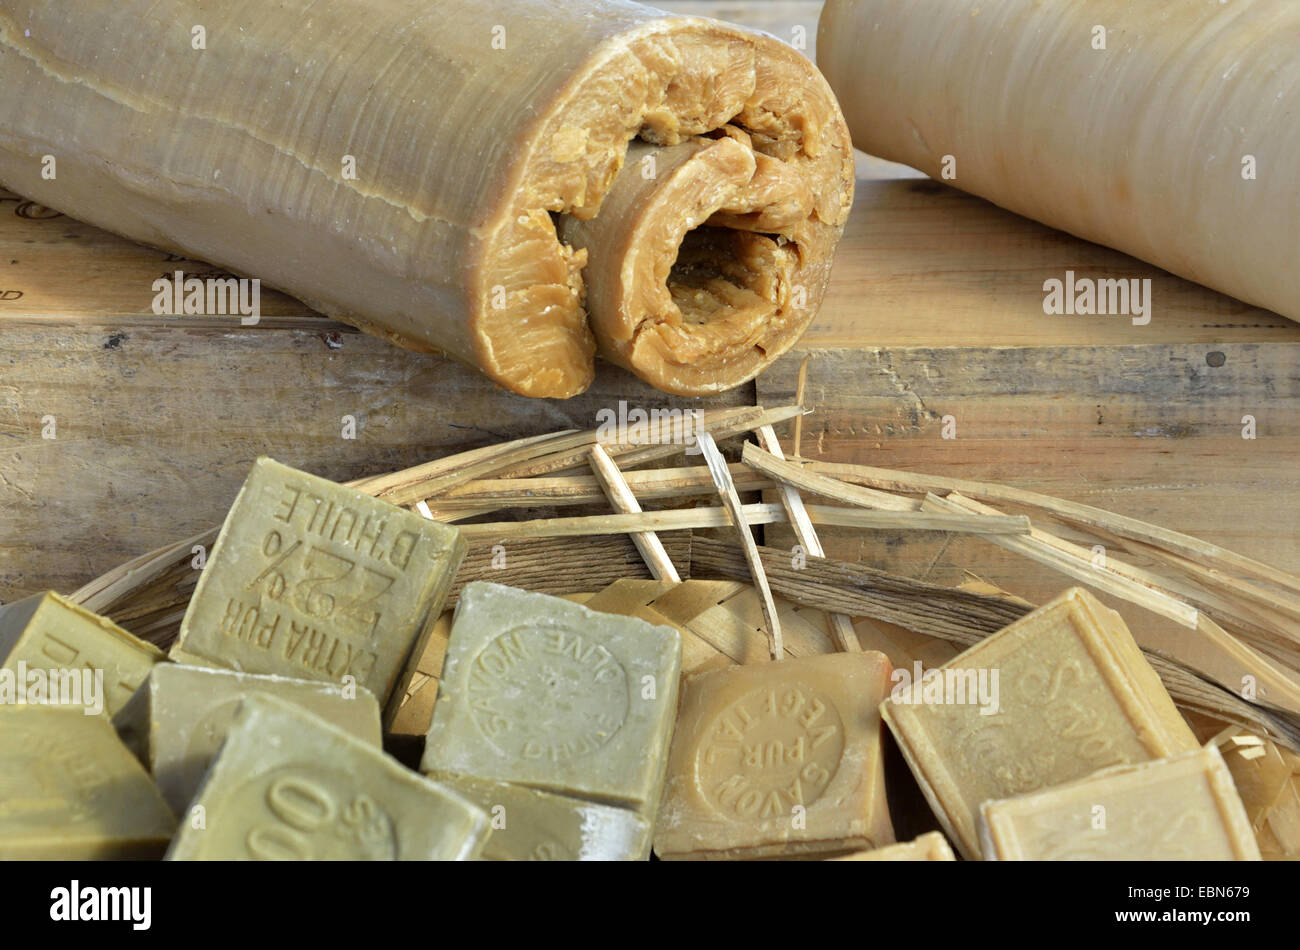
[5,181,1294,343]
[757,346,1300,677]
[0,318,745,598]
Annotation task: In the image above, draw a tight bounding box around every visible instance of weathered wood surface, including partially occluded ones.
[756,345,1300,671]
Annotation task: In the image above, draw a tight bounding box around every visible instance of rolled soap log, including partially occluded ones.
[0,0,854,397]
[818,0,1300,321]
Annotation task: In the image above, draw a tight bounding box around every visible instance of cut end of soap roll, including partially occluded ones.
[474,17,854,398]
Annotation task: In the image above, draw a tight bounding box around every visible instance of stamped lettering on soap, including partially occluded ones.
[948,653,1139,800]
[204,477,428,679]
[465,626,629,762]
[694,684,845,822]
[223,766,398,861]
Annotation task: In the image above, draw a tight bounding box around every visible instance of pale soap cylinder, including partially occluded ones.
[832,831,957,862]
[980,745,1263,861]
[654,651,896,860]
[0,706,176,859]
[167,695,488,860]
[170,457,466,704]
[420,582,683,812]
[430,772,653,861]
[882,587,1200,860]
[114,663,382,816]
[817,0,1300,322]
[0,590,165,716]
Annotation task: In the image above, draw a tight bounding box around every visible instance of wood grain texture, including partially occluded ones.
[0,315,743,598]
[756,345,1300,679]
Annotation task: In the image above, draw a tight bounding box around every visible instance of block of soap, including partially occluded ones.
[167,694,487,860]
[0,591,165,716]
[430,771,652,861]
[170,458,466,703]
[833,831,957,862]
[420,582,682,812]
[980,745,1262,860]
[114,663,383,816]
[882,587,1199,859]
[654,651,895,860]
[0,705,175,859]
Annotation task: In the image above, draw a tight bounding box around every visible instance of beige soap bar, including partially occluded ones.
[421,582,682,812]
[430,772,652,861]
[655,651,895,860]
[114,663,382,816]
[833,831,957,862]
[882,587,1199,859]
[0,706,175,859]
[0,590,165,716]
[168,695,487,860]
[980,745,1262,860]
[171,458,465,703]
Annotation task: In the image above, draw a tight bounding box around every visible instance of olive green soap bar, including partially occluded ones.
[421,582,683,810]
[167,694,488,860]
[431,772,653,861]
[114,663,382,816]
[170,457,466,703]
[0,705,175,859]
[0,591,165,716]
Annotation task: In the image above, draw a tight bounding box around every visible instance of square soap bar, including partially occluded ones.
[833,831,956,861]
[0,591,165,716]
[171,458,465,703]
[114,663,382,816]
[167,695,488,860]
[420,582,682,811]
[980,745,1262,860]
[882,587,1199,859]
[654,651,895,860]
[0,706,175,859]
[430,772,652,861]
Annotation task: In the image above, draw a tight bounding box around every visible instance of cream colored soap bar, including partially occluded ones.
[654,652,895,860]
[421,582,682,812]
[882,587,1199,860]
[430,772,653,861]
[114,663,382,816]
[167,695,487,860]
[171,458,465,703]
[0,706,175,859]
[833,831,956,862]
[980,746,1262,861]
[0,591,165,716]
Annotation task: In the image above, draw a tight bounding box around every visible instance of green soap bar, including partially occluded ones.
[114,663,382,816]
[0,705,175,859]
[167,694,488,860]
[170,457,465,703]
[430,771,652,861]
[421,582,682,811]
[0,591,166,716]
